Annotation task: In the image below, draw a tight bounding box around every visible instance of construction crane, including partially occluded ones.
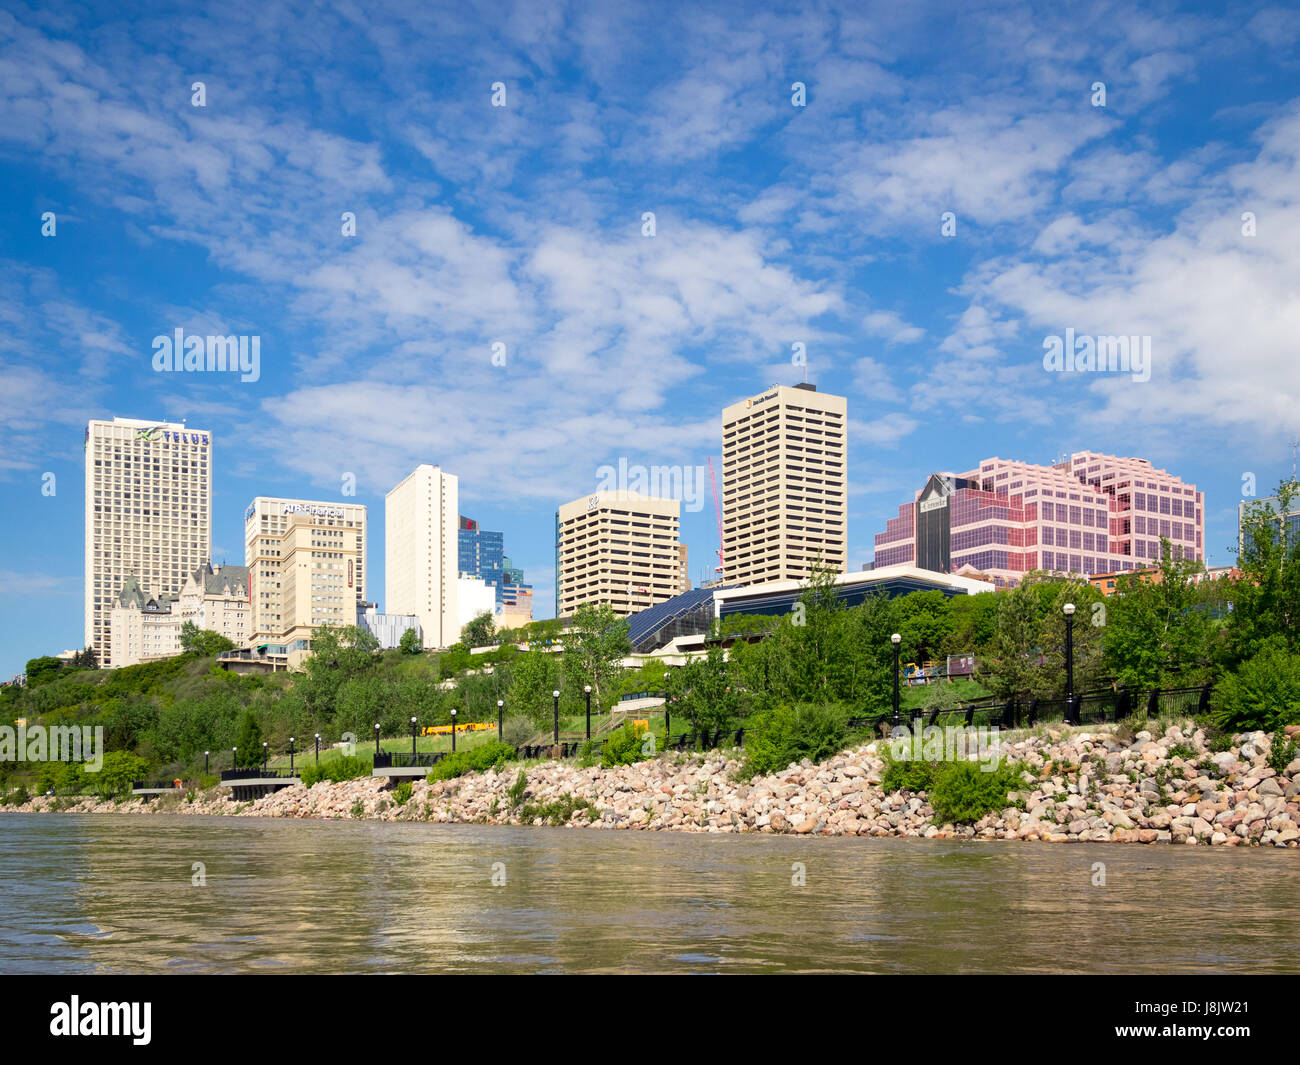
[708,456,725,575]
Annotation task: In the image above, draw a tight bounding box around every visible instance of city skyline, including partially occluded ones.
[4,1,1300,677]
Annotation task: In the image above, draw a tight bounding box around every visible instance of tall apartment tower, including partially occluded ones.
[244,497,368,644]
[720,384,847,587]
[84,417,213,663]
[385,465,460,649]
[555,490,682,618]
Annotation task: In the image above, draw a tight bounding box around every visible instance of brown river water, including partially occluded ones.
[1,813,1295,974]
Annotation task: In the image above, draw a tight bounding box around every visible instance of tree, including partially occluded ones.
[664,645,738,744]
[179,621,236,658]
[507,646,562,729]
[1103,540,1217,688]
[561,603,631,710]
[89,751,149,799]
[24,656,63,687]
[1232,479,1300,662]
[1212,635,1300,732]
[461,611,496,647]
[398,627,423,655]
[298,624,381,720]
[234,710,265,768]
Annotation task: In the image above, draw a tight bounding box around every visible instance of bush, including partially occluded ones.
[427,740,516,782]
[927,760,1024,825]
[299,755,371,787]
[88,750,148,799]
[3,785,30,806]
[506,769,528,809]
[500,715,534,746]
[741,702,849,779]
[1270,732,1298,774]
[393,780,413,805]
[517,793,599,825]
[879,749,942,794]
[197,773,220,790]
[601,722,652,767]
[1213,639,1300,733]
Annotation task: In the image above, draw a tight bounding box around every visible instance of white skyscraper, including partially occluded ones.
[84,417,213,663]
[385,464,460,649]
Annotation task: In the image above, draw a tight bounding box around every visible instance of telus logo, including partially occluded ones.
[49,997,151,1045]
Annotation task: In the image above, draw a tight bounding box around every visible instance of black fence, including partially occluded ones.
[373,751,447,769]
[220,767,302,782]
[131,780,183,790]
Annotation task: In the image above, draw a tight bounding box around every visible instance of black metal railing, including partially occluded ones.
[220,767,301,782]
[373,751,446,769]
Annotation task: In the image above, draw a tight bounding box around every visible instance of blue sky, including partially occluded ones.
[2,0,1299,678]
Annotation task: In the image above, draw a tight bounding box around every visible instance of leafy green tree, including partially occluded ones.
[1103,540,1217,688]
[234,710,265,768]
[1212,636,1300,732]
[1231,479,1300,662]
[298,624,380,720]
[982,583,1044,698]
[179,621,236,658]
[88,751,149,798]
[24,656,63,687]
[664,646,738,744]
[398,627,423,655]
[561,603,631,709]
[507,646,562,728]
[461,612,496,647]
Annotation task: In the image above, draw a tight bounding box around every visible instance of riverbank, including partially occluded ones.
[12,722,1300,846]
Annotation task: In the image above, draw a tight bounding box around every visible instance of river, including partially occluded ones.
[1,813,1295,974]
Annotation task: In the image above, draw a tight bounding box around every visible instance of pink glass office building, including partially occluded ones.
[873,451,1204,587]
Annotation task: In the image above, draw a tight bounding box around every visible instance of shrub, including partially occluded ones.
[506,769,528,809]
[1168,743,1199,763]
[300,755,371,787]
[427,740,515,782]
[741,702,849,779]
[501,715,535,746]
[393,780,413,805]
[601,722,652,767]
[879,750,942,794]
[927,760,1024,825]
[3,785,30,806]
[1213,639,1300,733]
[517,793,599,826]
[349,799,365,818]
[88,750,148,799]
[198,773,220,790]
[1270,732,1298,774]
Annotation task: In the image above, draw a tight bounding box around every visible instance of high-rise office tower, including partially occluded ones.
[720,384,847,587]
[458,516,505,608]
[385,464,460,649]
[84,417,212,663]
[244,497,367,644]
[555,490,682,618]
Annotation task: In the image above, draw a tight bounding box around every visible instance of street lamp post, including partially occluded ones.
[1063,602,1076,724]
[314,733,320,766]
[204,750,209,774]
[289,737,295,774]
[552,690,560,745]
[584,685,592,740]
[374,723,380,756]
[411,716,418,760]
[262,741,268,772]
[497,699,504,743]
[891,633,902,728]
[231,747,237,771]
[450,708,457,753]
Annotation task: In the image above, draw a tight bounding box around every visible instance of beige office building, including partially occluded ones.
[555,491,682,618]
[720,384,847,586]
[385,465,460,649]
[244,497,367,644]
[84,417,212,663]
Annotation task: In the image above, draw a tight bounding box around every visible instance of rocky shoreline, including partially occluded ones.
[11,722,1300,846]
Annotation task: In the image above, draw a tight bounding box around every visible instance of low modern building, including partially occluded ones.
[873,451,1204,587]
[1238,489,1300,553]
[456,574,497,634]
[356,602,422,649]
[624,565,990,654]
